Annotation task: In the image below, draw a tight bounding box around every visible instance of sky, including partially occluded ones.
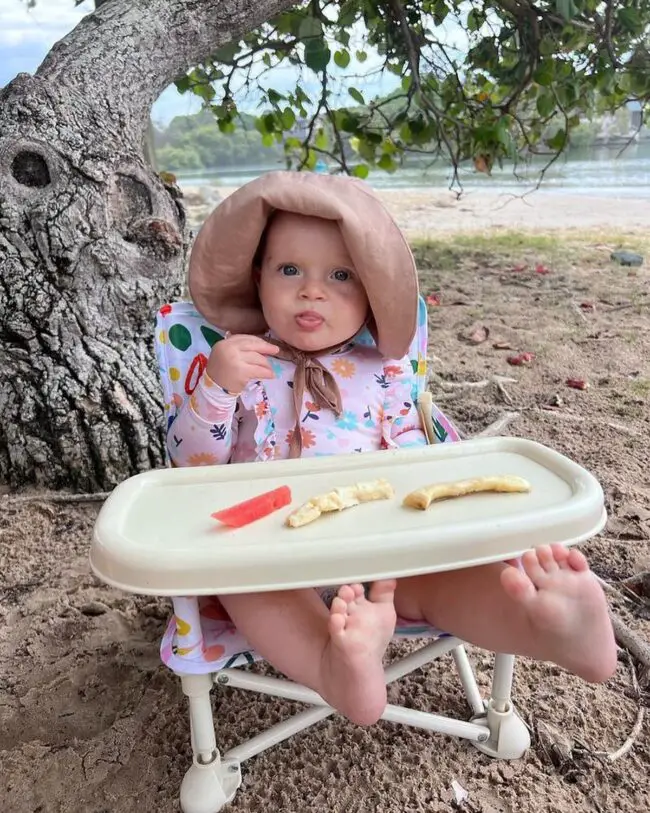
[0,0,409,126]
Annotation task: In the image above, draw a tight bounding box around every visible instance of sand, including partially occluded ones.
[183,184,650,238]
[1,194,649,813]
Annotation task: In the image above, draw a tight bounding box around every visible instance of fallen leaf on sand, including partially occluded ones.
[507,352,535,366]
[426,293,441,306]
[493,341,512,350]
[566,378,589,390]
[535,264,551,275]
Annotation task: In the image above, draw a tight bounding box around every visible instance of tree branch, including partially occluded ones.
[34,0,296,143]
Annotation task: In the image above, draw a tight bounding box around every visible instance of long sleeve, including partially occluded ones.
[381,357,427,449]
[167,372,240,466]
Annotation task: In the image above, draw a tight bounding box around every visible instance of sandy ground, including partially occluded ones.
[1,198,649,813]
[183,184,650,237]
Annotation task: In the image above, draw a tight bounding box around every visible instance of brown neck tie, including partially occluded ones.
[267,339,346,458]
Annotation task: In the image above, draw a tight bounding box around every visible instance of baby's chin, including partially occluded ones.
[277,325,361,353]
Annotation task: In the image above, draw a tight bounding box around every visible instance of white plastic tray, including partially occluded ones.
[90,437,606,596]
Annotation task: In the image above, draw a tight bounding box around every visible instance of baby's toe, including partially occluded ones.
[536,545,559,574]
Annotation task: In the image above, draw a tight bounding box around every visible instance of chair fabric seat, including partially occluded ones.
[161,595,446,675]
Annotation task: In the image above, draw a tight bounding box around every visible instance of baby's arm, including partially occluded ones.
[382,358,427,448]
[167,372,239,466]
[169,332,279,467]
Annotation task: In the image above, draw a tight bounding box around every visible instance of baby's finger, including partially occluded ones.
[235,335,280,356]
[241,350,278,370]
[245,363,277,381]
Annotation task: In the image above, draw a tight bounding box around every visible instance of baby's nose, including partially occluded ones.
[299,279,326,299]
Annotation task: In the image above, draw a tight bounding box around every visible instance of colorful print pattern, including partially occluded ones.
[154,298,460,674]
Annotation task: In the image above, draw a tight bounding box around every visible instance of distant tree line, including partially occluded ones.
[153,108,285,171]
[154,101,642,174]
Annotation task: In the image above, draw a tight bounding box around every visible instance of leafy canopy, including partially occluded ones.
[176,0,650,187]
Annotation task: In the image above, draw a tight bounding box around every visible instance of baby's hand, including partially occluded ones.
[206,334,280,394]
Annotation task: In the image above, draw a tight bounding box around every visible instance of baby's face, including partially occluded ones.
[257,212,369,352]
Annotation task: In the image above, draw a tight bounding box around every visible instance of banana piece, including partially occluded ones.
[403,475,531,511]
[286,479,395,528]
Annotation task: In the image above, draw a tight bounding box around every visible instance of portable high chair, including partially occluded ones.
[149,296,532,813]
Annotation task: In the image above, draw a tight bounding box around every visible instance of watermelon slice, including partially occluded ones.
[211,486,292,528]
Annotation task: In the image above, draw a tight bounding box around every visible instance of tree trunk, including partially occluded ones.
[0,0,294,491]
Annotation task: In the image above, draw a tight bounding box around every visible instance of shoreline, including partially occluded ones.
[181,183,650,236]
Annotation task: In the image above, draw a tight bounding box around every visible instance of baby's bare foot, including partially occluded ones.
[320,580,396,725]
[501,544,616,682]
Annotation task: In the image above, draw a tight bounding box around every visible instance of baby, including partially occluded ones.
[169,171,616,726]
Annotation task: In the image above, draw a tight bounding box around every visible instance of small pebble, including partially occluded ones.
[610,250,643,267]
[80,600,109,616]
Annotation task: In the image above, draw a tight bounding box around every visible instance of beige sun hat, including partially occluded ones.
[188,170,419,359]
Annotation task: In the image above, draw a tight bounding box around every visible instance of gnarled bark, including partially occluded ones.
[0,0,294,491]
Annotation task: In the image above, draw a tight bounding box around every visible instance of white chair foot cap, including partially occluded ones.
[180,757,241,813]
[470,699,531,760]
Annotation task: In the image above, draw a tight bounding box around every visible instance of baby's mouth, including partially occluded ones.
[295,311,325,330]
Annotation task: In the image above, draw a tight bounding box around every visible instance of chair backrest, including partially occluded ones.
[154,297,432,461]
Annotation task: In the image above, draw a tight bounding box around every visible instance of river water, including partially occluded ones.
[177,142,650,198]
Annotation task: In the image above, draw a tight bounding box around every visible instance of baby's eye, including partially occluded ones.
[332,269,351,282]
[280,264,300,276]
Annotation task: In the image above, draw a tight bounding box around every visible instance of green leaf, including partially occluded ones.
[281,107,296,129]
[378,154,397,172]
[175,75,191,94]
[432,0,449,26]
[194,83,215,102]
[555,0,577,21]
[295,86,310,105]
[213,41,239,64]
[355,50,368,63]
[399,122,412,142]
[334,49,351,69]
[339,113,360,133]
[337,1,357,27]
[267,88,284,104]
[357,138,376,161]
[315,129,328,150]
[304,38,331,72]
[352,164,369,179]
[218,119,235,134]
[617,7,643,34]
[275,11,296,36]
[348,87,365,105]
[539,36,556,56]
[467,10,483,31]
[298,16,322,40]
[533,62,555,87]
[261,133,275,148]
[546,128,567,151]
[536,93,556,117]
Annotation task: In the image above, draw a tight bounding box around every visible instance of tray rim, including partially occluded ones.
[90,436,606,595]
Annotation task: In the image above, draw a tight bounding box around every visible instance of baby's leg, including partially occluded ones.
[219,581,396,725]
[395,544,616,683]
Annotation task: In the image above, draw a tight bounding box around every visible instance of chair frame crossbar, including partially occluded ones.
[177,640,530,813]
